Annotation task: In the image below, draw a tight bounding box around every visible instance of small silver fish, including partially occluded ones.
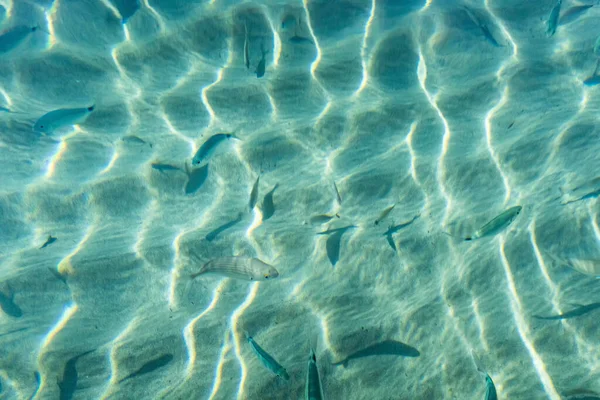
[245,332,290,380]
[192,133,237,165]
[466,205,522,241]
[249,175,260,212]
[33,105,95,134]
[374,205,395,226]
[0,25,38,54]
[122,135,151,147]
[305,347,324,400]
[244,22,250,70]
[333,181,342,205]
[309,214,339,225]
[190,256,279,281]
[547,0,562,37]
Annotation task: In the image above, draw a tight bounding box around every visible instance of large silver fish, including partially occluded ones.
[190,256,279,281]
[466,206,522,241]
[33,105,95,134]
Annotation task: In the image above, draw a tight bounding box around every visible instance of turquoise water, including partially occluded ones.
[1,0,600,399]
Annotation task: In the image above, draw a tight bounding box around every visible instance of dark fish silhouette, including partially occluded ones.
[249,175,260,212]
[0,284,23,318]
[151,163,180,173]
[332,340,420,367]
[333,181,342,205]
[113,0,140,24]
[256,45,268,78]
[261,184,279,220]
[317,225,356,235]
[559,4,593,26]
[29,371,41,400]
[533,302,600,320]
[463,6,501,47]
[40,235,57,249]
[47,267,68,284]
[119,354,174,383]
[58,350,94,400]
[383,214,420,252]
[184,163,209,195]
[205,213,243,242]
[319,224,356,266]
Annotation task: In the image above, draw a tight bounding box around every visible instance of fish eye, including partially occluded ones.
[264,275,269,279]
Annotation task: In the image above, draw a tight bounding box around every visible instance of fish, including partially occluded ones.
[317,225,356,235]
[245,332,290,380]
[249,175,260,212]
[0,285,23,318]
[546,0,562,37]
[244,22,250,70]
[583,74,600,86]
[305,347,324,400]
[205,213,243,242]
[309,213,339,225]
[48,266,68,284]
[290,34,314,44]
[29,371,41,400]
[121,135,151,147]
[184,163,209,195]
[117,0,141,24]
[256,45,268,78]
[192,133,237,165]
[383,214,420,236]
[261,183,279,220]
[559,4,593,26]
[333,181,342,205]
[151,163,180,173]
[374,205,395,226]
[281,14,297,31]
[465,205,522,241]
[332,340,420,367]
[533,302,600,320]
[40,235,57,249]
[190,256,279,281]
[472,351,497,400]
[58,350,94,400]
[561,178,600,204]
[563,389,600,400]
[33,106,95,134]
[0,106,10,112]
[119,354,173,383]
[0,25,38,54]
[463,6,501,47]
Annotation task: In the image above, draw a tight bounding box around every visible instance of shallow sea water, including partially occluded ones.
[1,0,600,399]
